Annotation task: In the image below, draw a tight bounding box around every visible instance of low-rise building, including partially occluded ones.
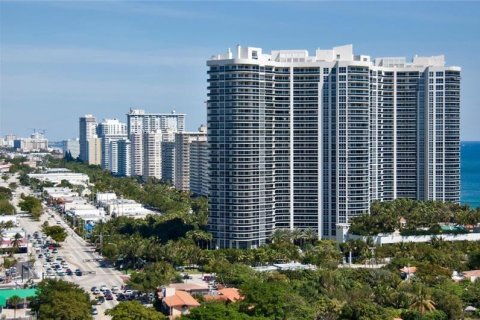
[161,287,200,318]
[28,171,90,187]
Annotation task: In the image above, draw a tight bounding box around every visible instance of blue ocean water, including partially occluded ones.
[461,141,480,208]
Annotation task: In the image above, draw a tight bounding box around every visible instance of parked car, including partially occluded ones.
[111,286,120,294]
[66,269,73,276]
[91,307,98,315]
[100,285,108,292]
[105,294,114,301]
[75,269,83,276]
[91,286,97,292]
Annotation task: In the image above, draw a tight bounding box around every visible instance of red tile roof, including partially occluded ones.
[163,291,200,308]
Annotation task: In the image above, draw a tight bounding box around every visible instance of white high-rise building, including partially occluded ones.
[174,125,208,195]
[126,108,186,177]
[143,131,162,180]
[207,45,461,249]
[97,119,127,174]
[79,115,97,163]
[117,139,131,177]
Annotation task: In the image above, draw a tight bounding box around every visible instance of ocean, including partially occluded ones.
[461,141,480,208]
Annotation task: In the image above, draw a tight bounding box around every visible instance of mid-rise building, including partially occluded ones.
[61,138,80,159]
[79,115,97,162]
[207,45,461,249]
[174,125,208,195]
[13,132,48,151]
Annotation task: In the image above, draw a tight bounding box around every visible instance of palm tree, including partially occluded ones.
[9,295,22,320]
[10,233,23,257]
[410,286,436,315]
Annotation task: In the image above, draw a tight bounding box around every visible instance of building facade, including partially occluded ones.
[126,108,186,177]
[97,119,127,174]
[207,45,461,249]
[117,139,131,177]
[87,137,102,165]
[79,115,98,163]
[174,126,208,195]
[143,131,162,180]
[61,138,80,159]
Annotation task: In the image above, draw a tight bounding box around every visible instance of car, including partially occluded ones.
[66,269,73,276]
[111,286,120,294]
[100,285,108,292]
[52,249,58,254]
[75,270,83,276]
[91,286,97,292]
[105,294,114,301]
[116,294,126,301]
[38,254,43,258]
[91,307,98,315]
[55,256,63,261]
[56,271,65,276]
[124,290,133,295]
[93,289,101,295]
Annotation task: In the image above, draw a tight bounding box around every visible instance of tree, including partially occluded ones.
[29,279,92,320]
[41,225,68,245]
[8,295,23,320]
[10,232,23,256]
[128,261,176,292]
[0,199,16,215]
[19,195,43,219]
[410,286,436,315]
[106,301,166,320]
[8,182,18,191]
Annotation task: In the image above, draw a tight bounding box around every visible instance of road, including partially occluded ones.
[3,174,124,319]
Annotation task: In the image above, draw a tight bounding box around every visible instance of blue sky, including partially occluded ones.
[1,1,479,140]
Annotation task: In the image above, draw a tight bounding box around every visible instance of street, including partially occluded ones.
[4,174,124,319]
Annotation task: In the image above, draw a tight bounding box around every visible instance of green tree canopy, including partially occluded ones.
[42,225,68,244]
[29,279,92,320]
[128,262,177,292]
[106,301,166,320]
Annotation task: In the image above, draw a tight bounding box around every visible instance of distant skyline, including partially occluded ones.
[1,1,479,140]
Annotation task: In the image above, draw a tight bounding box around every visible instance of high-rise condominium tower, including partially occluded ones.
[97,119,128,174]
[207,45,460,249]
[79,115,98,163]
[127,109,186,178]
[174,125,208,196]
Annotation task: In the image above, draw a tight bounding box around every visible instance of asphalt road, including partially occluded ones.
[4,174,124,319]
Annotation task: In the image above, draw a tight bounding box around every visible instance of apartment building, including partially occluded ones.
[174,125,208,195]
[207,45,460,249]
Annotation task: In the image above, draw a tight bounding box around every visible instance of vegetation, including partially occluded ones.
[18,194,43,219]
[349,199,480,236]
[41,224,68,245]
[106,301,167,320]
[32,157,480,319]
[29,279,92,320]
[0,186,16,215]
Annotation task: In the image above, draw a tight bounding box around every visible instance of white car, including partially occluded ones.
[111,286,120,294]
[124,290,133,295]
[93,289,101,295]
[100,285,108,292]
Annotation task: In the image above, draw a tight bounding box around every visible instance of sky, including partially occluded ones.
[1,1,479,141]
